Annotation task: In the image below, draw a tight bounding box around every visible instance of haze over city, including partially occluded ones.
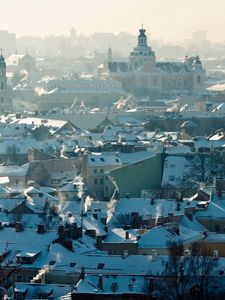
[0,0,224,42]
[1,1,225,299]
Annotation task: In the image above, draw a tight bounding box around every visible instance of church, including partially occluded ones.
[98,27,206,98]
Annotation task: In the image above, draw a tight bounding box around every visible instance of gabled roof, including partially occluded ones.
[138,224,202,249]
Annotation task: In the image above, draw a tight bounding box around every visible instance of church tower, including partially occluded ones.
[129,26,156,70]
[107,47,113,62]
[0,53,11,113]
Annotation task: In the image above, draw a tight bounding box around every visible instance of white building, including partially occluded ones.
[98,27,206,98]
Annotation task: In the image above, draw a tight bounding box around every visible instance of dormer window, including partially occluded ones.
[97,263,105,269]
[16,251,40,264]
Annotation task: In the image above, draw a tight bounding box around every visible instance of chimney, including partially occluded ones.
[125,231,129,240]
[58,225,65,238]
[168,212,173,222]
[60,239,73,251]
[37,224,45,234]
[203,230,208,239]
[70,224,82,239]
[184,207,194,221]
[98,275,103,290]
[15,222,23,232]
[96,236,102,250]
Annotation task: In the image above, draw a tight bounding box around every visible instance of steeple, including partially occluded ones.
[138,26,148,47]
[107,47,113,62]
[129,26,155,69]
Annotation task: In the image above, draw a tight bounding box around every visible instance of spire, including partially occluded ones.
[107,47,113,62]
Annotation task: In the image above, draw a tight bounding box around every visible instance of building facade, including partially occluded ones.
[98,27,206,98]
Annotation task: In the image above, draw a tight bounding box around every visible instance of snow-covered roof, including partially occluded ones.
[119,151,155,164]
[88,152,122,167]
[74,275,145,295]
[108,198,196,226]
[46,243,163,275]
[14,283,71,300]
[196,198,225,219]
[207,82,225,92]
[0,164,29,177]
[138,224,202,249]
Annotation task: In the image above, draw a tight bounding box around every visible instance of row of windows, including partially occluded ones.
[94,178,104,184]
[93,168,104,174]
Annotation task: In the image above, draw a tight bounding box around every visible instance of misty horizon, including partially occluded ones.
[0,0,225,43]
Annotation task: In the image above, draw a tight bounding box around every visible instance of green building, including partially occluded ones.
[105,153,164,199]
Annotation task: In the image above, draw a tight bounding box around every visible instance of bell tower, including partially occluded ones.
[129,26,156,70]
[138,25,148,47]
[0,51,11,113]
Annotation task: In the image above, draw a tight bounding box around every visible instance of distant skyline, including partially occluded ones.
[0,0,224,42]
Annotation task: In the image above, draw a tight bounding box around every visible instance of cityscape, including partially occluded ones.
[1,0,225,299]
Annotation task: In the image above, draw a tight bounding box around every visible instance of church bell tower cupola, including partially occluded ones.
[138,26,148,47]
[129,26,156,70]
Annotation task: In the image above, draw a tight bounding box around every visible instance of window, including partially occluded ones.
[15,293,24,300]
[100,169,104,173]
[169,175,175,181]
[94,169,97,174]
[1,82,3,90]
[49,260,56,266]
[115,159,119,163]
[197,75,201,84]
[94,178,98,184]
[70,262,76,267]
[100,178,104,184]
[97,263,105,269]
[90,157,95,162]
[100,157,105,162]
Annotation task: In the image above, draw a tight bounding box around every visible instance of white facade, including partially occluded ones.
[99,27,206,97]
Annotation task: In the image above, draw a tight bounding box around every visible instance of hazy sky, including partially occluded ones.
[0,0,224,42]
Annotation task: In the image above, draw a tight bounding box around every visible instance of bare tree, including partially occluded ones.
[114,212,144,228]
[145,241,225,300]
[188,150,225,185]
